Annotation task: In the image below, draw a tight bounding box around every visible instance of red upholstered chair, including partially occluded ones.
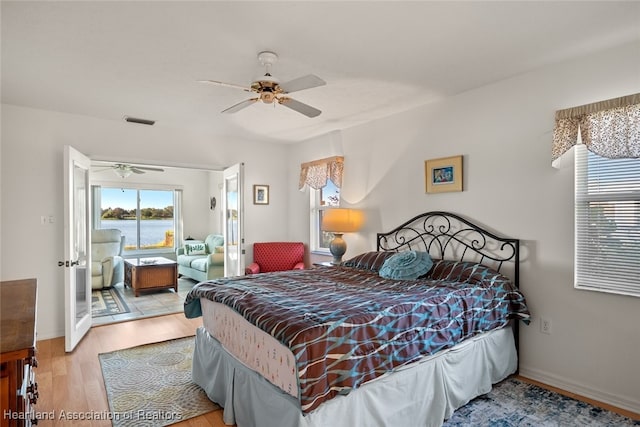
[245,242,306,275]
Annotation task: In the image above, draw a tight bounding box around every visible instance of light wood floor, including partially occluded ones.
[516,376,639,421]
[35,314,639,426]
[36,313,227,426]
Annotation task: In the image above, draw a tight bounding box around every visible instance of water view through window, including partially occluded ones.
[100,188,175,251]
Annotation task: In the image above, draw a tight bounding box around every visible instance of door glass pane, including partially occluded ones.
[73,163,89,320]
[225,174,239,275]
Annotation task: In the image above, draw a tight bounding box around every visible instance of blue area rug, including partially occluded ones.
[444,378,639,426]
[92,287,130,318]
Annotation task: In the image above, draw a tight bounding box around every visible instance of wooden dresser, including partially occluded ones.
[1,279,38,427]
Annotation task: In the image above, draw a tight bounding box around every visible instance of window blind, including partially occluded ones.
[575,145,640,297]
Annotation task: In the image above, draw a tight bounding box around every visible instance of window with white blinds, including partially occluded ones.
[575,144,640,297]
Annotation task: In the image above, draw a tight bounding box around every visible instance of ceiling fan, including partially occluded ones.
[94,163,165,179]
[199,51,326,118]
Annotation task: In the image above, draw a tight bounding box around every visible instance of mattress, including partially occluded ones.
[201,297,299,398]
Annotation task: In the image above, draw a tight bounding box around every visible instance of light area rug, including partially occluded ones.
[443,377,639,426]
[99,336,220,427]
[92,287,130,318]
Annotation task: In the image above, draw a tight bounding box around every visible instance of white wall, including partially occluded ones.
[288,41,640,413]
[0,105,290,339]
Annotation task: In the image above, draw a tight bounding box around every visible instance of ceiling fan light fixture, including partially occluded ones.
[260,92,277,104]
[113,166,132,179]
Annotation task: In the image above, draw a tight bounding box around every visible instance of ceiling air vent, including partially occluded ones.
[123,116,155,126]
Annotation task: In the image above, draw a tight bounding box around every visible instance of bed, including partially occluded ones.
[184,211,530,427]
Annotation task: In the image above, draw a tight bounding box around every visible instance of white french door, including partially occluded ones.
[222,163,245,277]
[63,145,92,352]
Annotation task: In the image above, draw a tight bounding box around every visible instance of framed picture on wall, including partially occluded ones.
[425,155,463,193]
[253,184,269,205]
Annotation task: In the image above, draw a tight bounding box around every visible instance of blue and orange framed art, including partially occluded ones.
[425,155,463,193]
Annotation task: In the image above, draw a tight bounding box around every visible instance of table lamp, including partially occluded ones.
[321,208,364,265]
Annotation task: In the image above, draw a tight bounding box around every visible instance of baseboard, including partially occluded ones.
[519,366,640,416]
[37,328,64,341]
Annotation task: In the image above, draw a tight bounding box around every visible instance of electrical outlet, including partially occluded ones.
[540,317,552,335]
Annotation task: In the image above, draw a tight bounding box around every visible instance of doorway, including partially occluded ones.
[89,161,223,326]
[87,160,245,327]
[65,146,246,349]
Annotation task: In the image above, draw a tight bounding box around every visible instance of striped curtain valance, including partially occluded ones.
[299,156,344,190]
[552,93,640,166]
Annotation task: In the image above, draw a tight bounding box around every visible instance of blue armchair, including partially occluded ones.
[176,234,225,282]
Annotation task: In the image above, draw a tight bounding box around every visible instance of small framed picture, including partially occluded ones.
[425,155,463,193]
[253,185,269,205]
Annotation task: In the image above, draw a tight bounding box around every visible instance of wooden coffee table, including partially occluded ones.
[124,257,178,297]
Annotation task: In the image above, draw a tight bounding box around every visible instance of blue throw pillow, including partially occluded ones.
[379,251,433,280]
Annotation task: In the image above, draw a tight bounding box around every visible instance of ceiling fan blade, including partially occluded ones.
[198,80,252,92]
[222,98,259,114]
[134,166,164,172]
[92,166,113,172]
[279,97,322,118]
[130,168,146,174]
[279,74,326,94]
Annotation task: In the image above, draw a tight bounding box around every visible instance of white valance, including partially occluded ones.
[299,156,344,190]
[552,93,640,167]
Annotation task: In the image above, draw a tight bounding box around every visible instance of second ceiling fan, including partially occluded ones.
[94,163,165,179]
[200,51,326,118]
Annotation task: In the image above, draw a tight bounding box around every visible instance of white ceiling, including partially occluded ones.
[2,1,639,143]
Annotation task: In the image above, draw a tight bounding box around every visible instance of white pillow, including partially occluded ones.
[185,241,206,255]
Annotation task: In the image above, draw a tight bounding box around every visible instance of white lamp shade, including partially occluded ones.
[321,208,364,233]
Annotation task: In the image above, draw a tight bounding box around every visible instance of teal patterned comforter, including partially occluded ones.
[184,260,530,413]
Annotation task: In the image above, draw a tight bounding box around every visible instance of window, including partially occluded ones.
[299,156,344,254]
[94,186,181,254]
[553,93,639,297]
[575,145,640,297]
[310,180,340,253]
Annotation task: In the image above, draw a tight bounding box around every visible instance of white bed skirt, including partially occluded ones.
[192,323,517,427]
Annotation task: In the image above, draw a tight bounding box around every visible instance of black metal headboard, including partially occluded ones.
[376,211,520,287]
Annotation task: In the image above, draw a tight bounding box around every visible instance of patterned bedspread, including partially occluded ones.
[184,260,530,413]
